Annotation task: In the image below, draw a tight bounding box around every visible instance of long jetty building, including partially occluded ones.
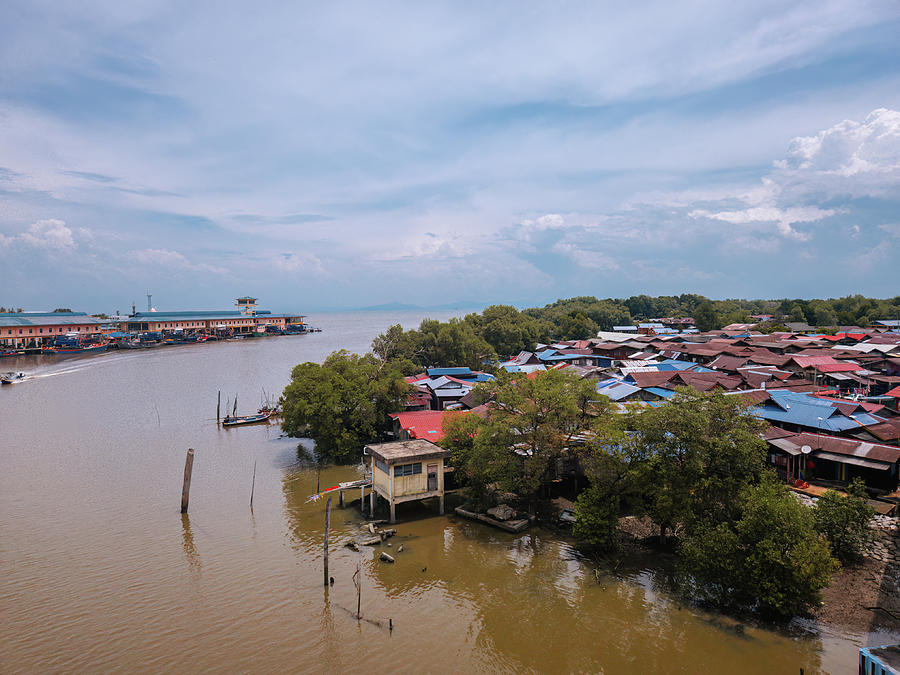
[124,297,305,335]
[1,297,306,350]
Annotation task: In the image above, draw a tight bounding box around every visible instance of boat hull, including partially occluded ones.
[222,413,271,427]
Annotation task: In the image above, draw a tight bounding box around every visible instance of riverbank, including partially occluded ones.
[609,510,900,634]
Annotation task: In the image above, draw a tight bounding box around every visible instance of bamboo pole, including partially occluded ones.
[323,496,332,587]
[181,448,194,514]
[250,460,257,510]
[217,390,221,423]
[352,560,362,620]
[233,395,237,416]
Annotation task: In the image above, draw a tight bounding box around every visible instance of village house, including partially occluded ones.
[366,439,450,523]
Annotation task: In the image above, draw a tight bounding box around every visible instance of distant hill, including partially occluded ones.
[354,301,484,312]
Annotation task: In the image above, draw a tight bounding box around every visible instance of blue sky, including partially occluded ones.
[1,1,899,313]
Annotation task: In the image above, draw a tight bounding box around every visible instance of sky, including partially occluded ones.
[1,1,899,313]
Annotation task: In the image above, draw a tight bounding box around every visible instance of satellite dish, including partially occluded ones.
[801,445,812,455]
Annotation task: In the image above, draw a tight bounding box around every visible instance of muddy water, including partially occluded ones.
[0,311,891,673]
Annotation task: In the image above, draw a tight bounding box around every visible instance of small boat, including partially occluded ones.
[222,412,271,427]
[1,372,26,385]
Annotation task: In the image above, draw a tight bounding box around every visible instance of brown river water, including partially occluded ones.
[1,310,895,673]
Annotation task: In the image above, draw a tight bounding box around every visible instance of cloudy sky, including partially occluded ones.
[1,1,899,313]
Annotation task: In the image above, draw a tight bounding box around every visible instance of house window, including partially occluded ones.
[394,463,422,477]
[375,459,388,474]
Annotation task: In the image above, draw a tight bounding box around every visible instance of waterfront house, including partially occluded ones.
[366,439,450,523]
[765,431,900,493]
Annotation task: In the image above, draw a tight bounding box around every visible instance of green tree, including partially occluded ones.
[458,370,611,506]
[473,305,549,357]
[678,480,839,619]
[625,388,767,538]
[414,318,496,369]
[813,478,876,563]
[788,304,807,324]
[573,425,648,549]
[279,350,411,463]
[573,487,620,549]
[694,300,719,332]
[371,323,421,373]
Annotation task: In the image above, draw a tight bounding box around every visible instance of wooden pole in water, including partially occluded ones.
[233,395,237,416]
[323,496,332,587]
[181,448,194,514]
[339,489,345,508]
[250,460,257,510]
[217,390,221,423]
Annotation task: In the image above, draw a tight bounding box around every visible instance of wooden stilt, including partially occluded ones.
[370,490,375,517]
[180,448,194,514]
[323,496,332,587]
[339,489,345,508]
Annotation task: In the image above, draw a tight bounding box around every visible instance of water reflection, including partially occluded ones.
[180,513,201,576]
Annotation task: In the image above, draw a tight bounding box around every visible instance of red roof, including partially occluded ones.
[815,363,862,373]
[885,386,900,398]
[790,355,841,368]
[389,410,465,442]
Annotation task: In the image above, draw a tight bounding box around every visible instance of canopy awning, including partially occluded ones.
[813,451,890,470]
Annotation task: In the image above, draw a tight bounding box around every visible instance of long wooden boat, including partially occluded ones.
[53,342,108,355]
[222,412,271,427]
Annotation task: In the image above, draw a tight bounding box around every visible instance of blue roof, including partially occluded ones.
[849,413,883,427]
[426,367,473,377]
[597,382,641,401]
[645,387,676,399]
[654,359,714,372]
[0,311,89,317]
[752,391,858,431]
[130,310,273,320]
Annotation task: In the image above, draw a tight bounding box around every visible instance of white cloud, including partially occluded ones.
[773,108,900,199]
[551,241,619,271]
[18,218,76,250]
[132,248,191,266]
[274,251,325,275]
[130,247,227,275]
[689,205,834,241]
[879,223,900,238]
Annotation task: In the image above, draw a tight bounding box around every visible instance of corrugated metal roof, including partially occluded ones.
[129,310,275,321]
[813,451,889,470]
[597,382,641,401]
[426,367,473,377]
[0,313,104,327]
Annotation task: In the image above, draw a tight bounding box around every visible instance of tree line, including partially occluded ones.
[368,294,900,368]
